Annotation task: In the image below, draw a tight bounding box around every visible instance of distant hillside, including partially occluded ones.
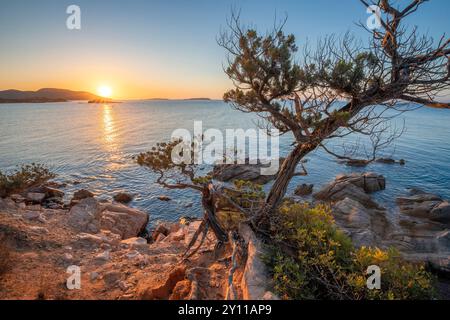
[0,88,101,103]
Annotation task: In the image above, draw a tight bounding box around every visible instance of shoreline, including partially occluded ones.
[1,169,449,299]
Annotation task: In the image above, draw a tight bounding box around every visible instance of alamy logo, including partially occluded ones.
[366,5,382,30]
[66,265,81,290]
[66,5,81,30]
[366,265,381,290]
[171,121,280,175]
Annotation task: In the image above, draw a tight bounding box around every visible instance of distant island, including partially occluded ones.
[144,97,212,101]
[0,88,101,103]
[88,99,122,104]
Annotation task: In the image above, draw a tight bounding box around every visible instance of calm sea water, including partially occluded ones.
[1,100,449,224]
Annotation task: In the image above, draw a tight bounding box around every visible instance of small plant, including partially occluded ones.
[265,202,437,300]
[0,163,56,198]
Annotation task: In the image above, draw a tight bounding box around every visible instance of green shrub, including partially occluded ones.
[265,202,436,300]
[0,163,56,198]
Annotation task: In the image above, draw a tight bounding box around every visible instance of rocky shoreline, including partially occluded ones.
[1,171,449,299]
[311,173,450,276]
[0,186,276,300]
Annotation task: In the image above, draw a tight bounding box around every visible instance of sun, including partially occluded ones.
[98,85,113,98]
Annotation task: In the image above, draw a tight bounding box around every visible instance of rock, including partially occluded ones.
[332,197,380,247]
[336,172,386,193]
[294,184,313,196]
[151,224,170,242]
[212,159,282,184]
[138,266,186,300]
[120,237,148,250]
[430,202,450,223]
[103,271,122,288]
[113,192,133,204]
[397,193,442,205]
[397,190,450,223]
[169,279,192,300]
[26,204,42,211]
[125,250,140,260]
[346,159,369,167]
[155,233,166,243]
[93,251,110,265]
[157,196,171,201]
[436,230,450,249]
[63,253,74,262]
[239,223,271,300]
[22,211,41,220]
[26,192,46,204]
[399,200,442,218]
[68,198,148,239]
[314,180,380,208]
[90,272,99,281]
[67,198,102,233]
[72,189,94,201]
[163,228,185,242]
[10,194,26,203]
[74,233,105,247]
[333,198,371,229]
[43,187,64,198]
[376,158,396,164]
[28,226,49,234]
[99,203,149,239]
[118,281,130,291]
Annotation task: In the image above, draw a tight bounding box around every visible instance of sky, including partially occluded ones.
[0,0,449,99]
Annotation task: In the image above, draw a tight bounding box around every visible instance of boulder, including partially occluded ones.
[99,203,149,239]
[68,199,149,239]
[212,158,283,184]
[396,193,442,205]
[67,198,102,233]
[314,180,379,208]
[333,197,371,229]
[294,184,314,196]
[26,192,46,204]
[113,192,133,204]
[397,190,449,223]
[430,202,450,223]
[138,266,187,300]
[335,172,385,193]
[332,197,377,247]
[72,189,94,201]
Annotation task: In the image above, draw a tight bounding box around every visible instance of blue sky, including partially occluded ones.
[0,0,449,98]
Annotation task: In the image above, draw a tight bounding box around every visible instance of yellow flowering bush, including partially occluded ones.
[265,202,436,300]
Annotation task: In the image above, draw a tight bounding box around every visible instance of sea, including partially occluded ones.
[1,100,449,225]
